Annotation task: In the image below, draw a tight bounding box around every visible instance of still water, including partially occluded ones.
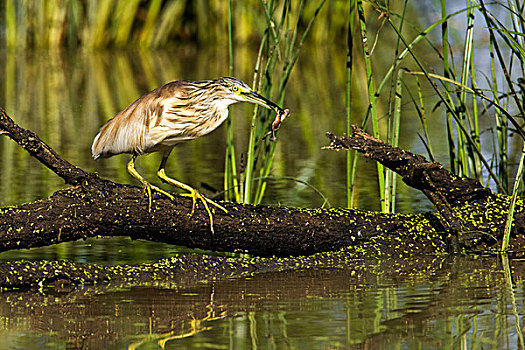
[0,252,523,349]
[0,19,523,349]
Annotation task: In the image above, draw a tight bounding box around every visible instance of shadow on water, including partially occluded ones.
[0,255,523,349]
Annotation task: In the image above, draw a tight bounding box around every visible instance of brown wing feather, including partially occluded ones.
[92,90,163,158]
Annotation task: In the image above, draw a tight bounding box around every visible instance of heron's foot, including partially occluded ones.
[141,182,175,212]
[180,189,228,233]
[155,168,227,233]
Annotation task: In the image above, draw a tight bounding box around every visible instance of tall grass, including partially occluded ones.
[1,0,344,49]
[343,1,525,246]
[228,0,327,205]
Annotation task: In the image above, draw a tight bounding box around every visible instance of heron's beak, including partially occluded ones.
[243,90,282,113]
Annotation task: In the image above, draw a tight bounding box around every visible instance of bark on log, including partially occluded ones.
[0,108,446,258]
[1,108,524,289]
[323,127,494,253]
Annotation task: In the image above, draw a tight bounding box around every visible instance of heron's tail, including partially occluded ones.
[92,96,152,159]
[91,118,119,159]
[92,112,148,159]
[91,131,103,159]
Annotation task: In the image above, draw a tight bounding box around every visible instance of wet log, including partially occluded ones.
[0,108,447,258]
[323,128,525,252]
[0,108,524,288]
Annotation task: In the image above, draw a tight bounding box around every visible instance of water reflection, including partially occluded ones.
[0,237,233,265]
[0,255,523,349]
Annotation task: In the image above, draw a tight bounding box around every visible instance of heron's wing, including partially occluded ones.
[92,92,161,157]
[148,81,229,147]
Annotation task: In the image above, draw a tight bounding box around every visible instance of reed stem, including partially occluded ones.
[224,0,240,202]
[357,0,385,211]
[346,0,357,208]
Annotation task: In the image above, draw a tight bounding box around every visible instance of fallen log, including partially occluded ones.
[0,108,447,257]
[323,128,525,252]
[0,108,523,288]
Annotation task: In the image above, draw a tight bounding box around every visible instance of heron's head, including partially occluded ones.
[214,77,282,112]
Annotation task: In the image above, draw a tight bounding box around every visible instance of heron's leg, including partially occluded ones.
[156,153,227,233]
[127,155,174,211]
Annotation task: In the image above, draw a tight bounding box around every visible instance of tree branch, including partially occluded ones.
[323,126,501,253]
[323,126,492,205]
[0,109,98,186]
[1,110,524,288]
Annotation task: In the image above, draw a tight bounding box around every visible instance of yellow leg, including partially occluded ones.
[127,155,174,212]
[157,168,227,233]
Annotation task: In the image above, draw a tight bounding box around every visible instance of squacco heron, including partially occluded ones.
[92,77,283,232]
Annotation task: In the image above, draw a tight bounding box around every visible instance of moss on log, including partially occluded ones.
[1,108,524,289]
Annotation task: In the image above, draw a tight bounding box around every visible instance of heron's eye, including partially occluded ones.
[232,85,239,92]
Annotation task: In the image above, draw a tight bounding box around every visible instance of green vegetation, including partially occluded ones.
[0,0,346,48]
[235,0,328,205]
[342,0,525,243]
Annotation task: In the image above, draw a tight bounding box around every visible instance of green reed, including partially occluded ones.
[237,0,326,205]
[346,0,357,208]
[1,0,343,49]
[384,68,403,213]
[384,0,408,213]
[345,0,525,221]
[356,0,386,211]
[224,0,240,202]
[441,0,456,175]
[253,0,327,205]
[503,146,524,251]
